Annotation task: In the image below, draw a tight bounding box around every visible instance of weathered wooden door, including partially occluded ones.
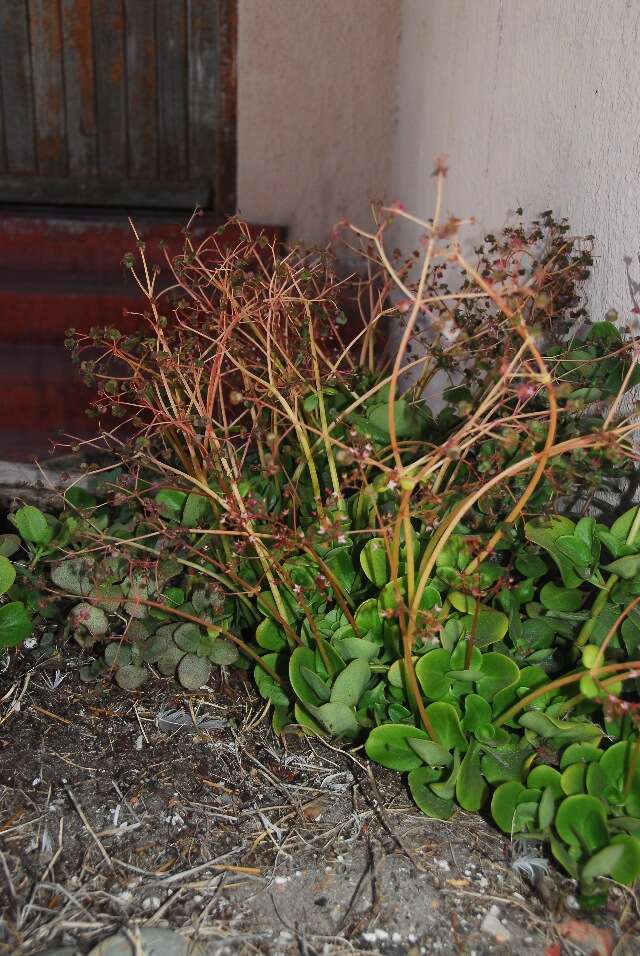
[0,0,236,210]
[0,0,240,461]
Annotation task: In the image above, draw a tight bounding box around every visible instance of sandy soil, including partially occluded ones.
[0,656,638,956]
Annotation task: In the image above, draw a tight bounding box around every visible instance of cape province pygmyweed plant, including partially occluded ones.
[3,166,640,905]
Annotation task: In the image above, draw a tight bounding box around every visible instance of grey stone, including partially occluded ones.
[33,949,81,956]
[88,927,202,956]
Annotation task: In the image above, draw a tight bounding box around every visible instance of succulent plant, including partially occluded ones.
[157,645,186,676]
[115,664,148,691]
[207,638,239,666]
[69,602,109,636]
[51,558,93,596]
[104,642,133,668]
[177,653,211,690]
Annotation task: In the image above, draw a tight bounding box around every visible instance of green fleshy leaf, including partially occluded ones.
[408,766,454,819]
[254,653,290,707]
[596,529,632,559]
[527,765,563,797]
[603,835,640,884]
[0,601,32,648]
[327,640,363,677]
[580,838,640,884]
[365,723,430,771]
[415,648,451,700]
[354,598,383,638]
[476,652,520,703]
[177,653,211,690]
[550,836,580,879]
[512,799,540,832]
[104,642,132,668]
[462,694,492,733]
[294,701,325,736]
[588,762,624,809]
[155,489,188,518]
[115,664,148,691]
[539,581,584,612]
[329,658,370,707]
[560,743,603,769]
[425,701,467,751]
[360,538,389,587]
[555,794,608,852]
[538,785,557,830]
[0,556,16,596]
[181,492,211,526]
[379,576,439,613]
[366,398,422,440]
[611,506,640,541]
[519,711,602,743]
[300,664,331,702]
[561,762,587,795]
[163,586,185,608]
[431,750,461,798]
[156,645,185,676]
[324,546,358,593]
[555,535,592,570]
[13,505,51,545]
[456,741,486,812]
[436,535,472,572]
[256,617,287,651]
[519,617,556,650]
[334,637,381,661]
[0,534,21,558]
[141,631,173,663]
[448,591,475,613]
[406,737,453,767]
[599,741,640,816]
[461,606,509,648]
[491,781,526,833]
[514,550,548,580]
[603,554,640,579]
[290,646,328,706]
[207,638,239,665]
[524,516,583,587]
[51,558,93,596]
[174,623,202,653]
[575,516,597,551]
[70,602,109,636]
[312,701,359,738]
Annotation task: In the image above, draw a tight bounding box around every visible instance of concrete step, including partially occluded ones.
[0,211,281,459]
[0,343,96,459]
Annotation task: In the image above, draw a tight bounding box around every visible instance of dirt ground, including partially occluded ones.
[0,654,638,956]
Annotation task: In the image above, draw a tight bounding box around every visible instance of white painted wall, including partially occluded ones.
[237,0,400,246]
[391,0,640,320]
[238,0,640,318]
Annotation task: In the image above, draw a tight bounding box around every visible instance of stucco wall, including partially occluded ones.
[238,0,640,318]
[236,0,400,246]
[392,0,640,320]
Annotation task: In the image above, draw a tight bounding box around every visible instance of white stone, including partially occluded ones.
[480,906,512,944]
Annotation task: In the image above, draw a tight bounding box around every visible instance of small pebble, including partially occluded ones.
[481,905,512,943]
